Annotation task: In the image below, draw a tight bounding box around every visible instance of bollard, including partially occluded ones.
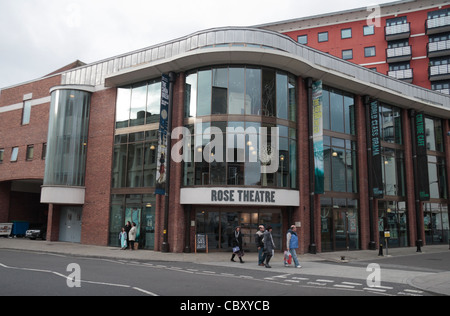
[378,243,383,256]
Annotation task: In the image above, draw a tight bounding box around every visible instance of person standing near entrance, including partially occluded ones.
[231,226,244,263]
[263,226,275,268]
[119,227,127,250]
[255,225,266,266]
[129,222,137,250]
[125,221,132,249]
[286,225,301,268]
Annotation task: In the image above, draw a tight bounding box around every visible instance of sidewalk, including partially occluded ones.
[1,237,449,295]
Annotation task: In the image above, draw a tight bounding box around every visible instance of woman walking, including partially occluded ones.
[231,226,245,263]
[263,226,275,268]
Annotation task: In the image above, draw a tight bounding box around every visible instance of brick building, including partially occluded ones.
[259,0,450,94]
[1,26,449,253]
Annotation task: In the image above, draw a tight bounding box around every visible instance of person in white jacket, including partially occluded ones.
[129,222,137,250]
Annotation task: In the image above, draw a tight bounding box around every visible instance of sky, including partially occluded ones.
[0,0,397,89]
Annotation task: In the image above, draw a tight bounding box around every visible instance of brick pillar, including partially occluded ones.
[355,95,371,250]
[168,72,186,253]
[46,204,60,241]
[296,76,312,254]
[402,109,417,247]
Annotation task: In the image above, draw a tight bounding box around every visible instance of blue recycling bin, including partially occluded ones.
[12,221,29,236]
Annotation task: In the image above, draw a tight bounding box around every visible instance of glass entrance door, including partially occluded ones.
[195,209,281,251]
[321,197,359,252]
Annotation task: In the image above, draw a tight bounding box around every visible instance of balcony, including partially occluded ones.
[427,40,450,58]
[386,46,412,63]
[433,88,450,95]
[385,23,410,41]
[388,68,413,83]
[426,15,450,35]
[429,64,450,81]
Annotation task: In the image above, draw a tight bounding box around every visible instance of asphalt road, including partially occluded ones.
[0,249,440,298]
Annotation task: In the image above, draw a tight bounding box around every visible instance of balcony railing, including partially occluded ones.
[385,23,410,41]
[386,46,412,63]
[428,39,450,58]
[426,15,450,35]
[429,64,450,81]
[388,68,413,82]
[433,88,450,95]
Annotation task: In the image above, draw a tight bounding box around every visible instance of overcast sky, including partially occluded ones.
[0,0,396,89]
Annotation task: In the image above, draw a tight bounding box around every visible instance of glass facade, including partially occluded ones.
[184,66,297,189]
[112,130,159,188]
[44,89,91,186]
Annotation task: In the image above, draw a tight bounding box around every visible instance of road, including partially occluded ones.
[0,249,444,298]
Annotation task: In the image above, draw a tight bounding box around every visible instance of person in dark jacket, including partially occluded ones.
[255,225,266,266]
[263,226,275,268]
[231,226,244,263]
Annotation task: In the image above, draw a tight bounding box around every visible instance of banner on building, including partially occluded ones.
[415,112,430,201]
[312,80,324,194]
[155,74,170,195]
[369,100,384,198]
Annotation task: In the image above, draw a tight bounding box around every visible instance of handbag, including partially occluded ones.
[232,246,240,253]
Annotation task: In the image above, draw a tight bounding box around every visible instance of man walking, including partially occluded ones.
[255,225,266,266]
[286,225,301,268]
[263,226,275,268]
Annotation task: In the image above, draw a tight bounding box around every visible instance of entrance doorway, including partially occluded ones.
[377,201,408,248]
[59,207,82,243]
[320,198,359,252]
[195,208,282,251]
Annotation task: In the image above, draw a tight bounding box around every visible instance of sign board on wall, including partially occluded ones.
[180,187,300,206]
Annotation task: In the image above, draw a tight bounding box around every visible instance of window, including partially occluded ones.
[22,100,31,125]
[112,130,158,188]
[386,16,407,26]
[364,25,375,35]
[364,46,376,57]
[115,79,162,128]
[323,136,358,193]
[0,149,4,163]
[42,143,47,160]
[342,49,353,60]
[297,35,308,45]
[322,85,355,135]
[26,145,34,161]
[318,32,328,42]
[10,147,19,162]
[341,28,352,39]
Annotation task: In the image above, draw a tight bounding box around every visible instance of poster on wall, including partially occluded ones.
[312,80,324,194]
[415,112,430,201]
[155,74,170,195]
[369,100,384,199]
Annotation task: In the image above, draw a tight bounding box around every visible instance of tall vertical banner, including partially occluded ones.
[312,81,324,194]
[369,100,384,198]
[415,112,430,201]
[155,74,170,195]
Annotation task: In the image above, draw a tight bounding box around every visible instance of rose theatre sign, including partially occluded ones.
[180,187,300,206]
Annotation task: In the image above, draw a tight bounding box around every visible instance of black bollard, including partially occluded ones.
[378,243,383,256]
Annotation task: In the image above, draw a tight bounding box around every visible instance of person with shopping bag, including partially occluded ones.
[285,225,301,268]
[230,226,245,263]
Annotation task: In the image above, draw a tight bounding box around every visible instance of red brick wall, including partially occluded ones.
[0,76,60,183]
[81,87,117,246]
